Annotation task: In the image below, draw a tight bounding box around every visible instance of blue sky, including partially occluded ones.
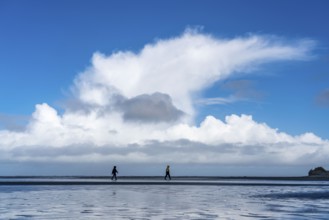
[0,0,329,176]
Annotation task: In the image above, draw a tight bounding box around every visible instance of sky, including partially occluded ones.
[0,0,329,176]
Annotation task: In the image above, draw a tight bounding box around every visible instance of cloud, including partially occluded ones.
[0,113,28,131]
[72,30,314,118]
[1,114,328,166]
[196,97,237,105]
[197,80,264,105]
[221,80,264,100]
[1,30,326,168]
[315,89,329,107]
[119,93,184,123]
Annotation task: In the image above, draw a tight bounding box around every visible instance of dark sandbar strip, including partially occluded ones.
[1,181,329,186]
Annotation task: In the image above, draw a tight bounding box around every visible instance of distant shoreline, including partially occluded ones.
[1,176,329,180]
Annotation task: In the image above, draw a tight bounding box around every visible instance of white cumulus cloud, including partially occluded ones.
[1,30,327,168]
[72,30,313,118]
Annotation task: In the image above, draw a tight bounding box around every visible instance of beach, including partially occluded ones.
[1,177,329,219]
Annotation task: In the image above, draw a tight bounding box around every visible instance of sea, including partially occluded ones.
[0,177,329,219]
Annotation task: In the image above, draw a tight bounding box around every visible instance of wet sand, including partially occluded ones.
[1,176,329,186]
[1,181,329,186]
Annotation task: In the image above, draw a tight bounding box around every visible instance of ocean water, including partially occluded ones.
[1,179,329,219]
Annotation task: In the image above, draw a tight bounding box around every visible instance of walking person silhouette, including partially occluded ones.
[111,166,118,181]
[164,165,171,180]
